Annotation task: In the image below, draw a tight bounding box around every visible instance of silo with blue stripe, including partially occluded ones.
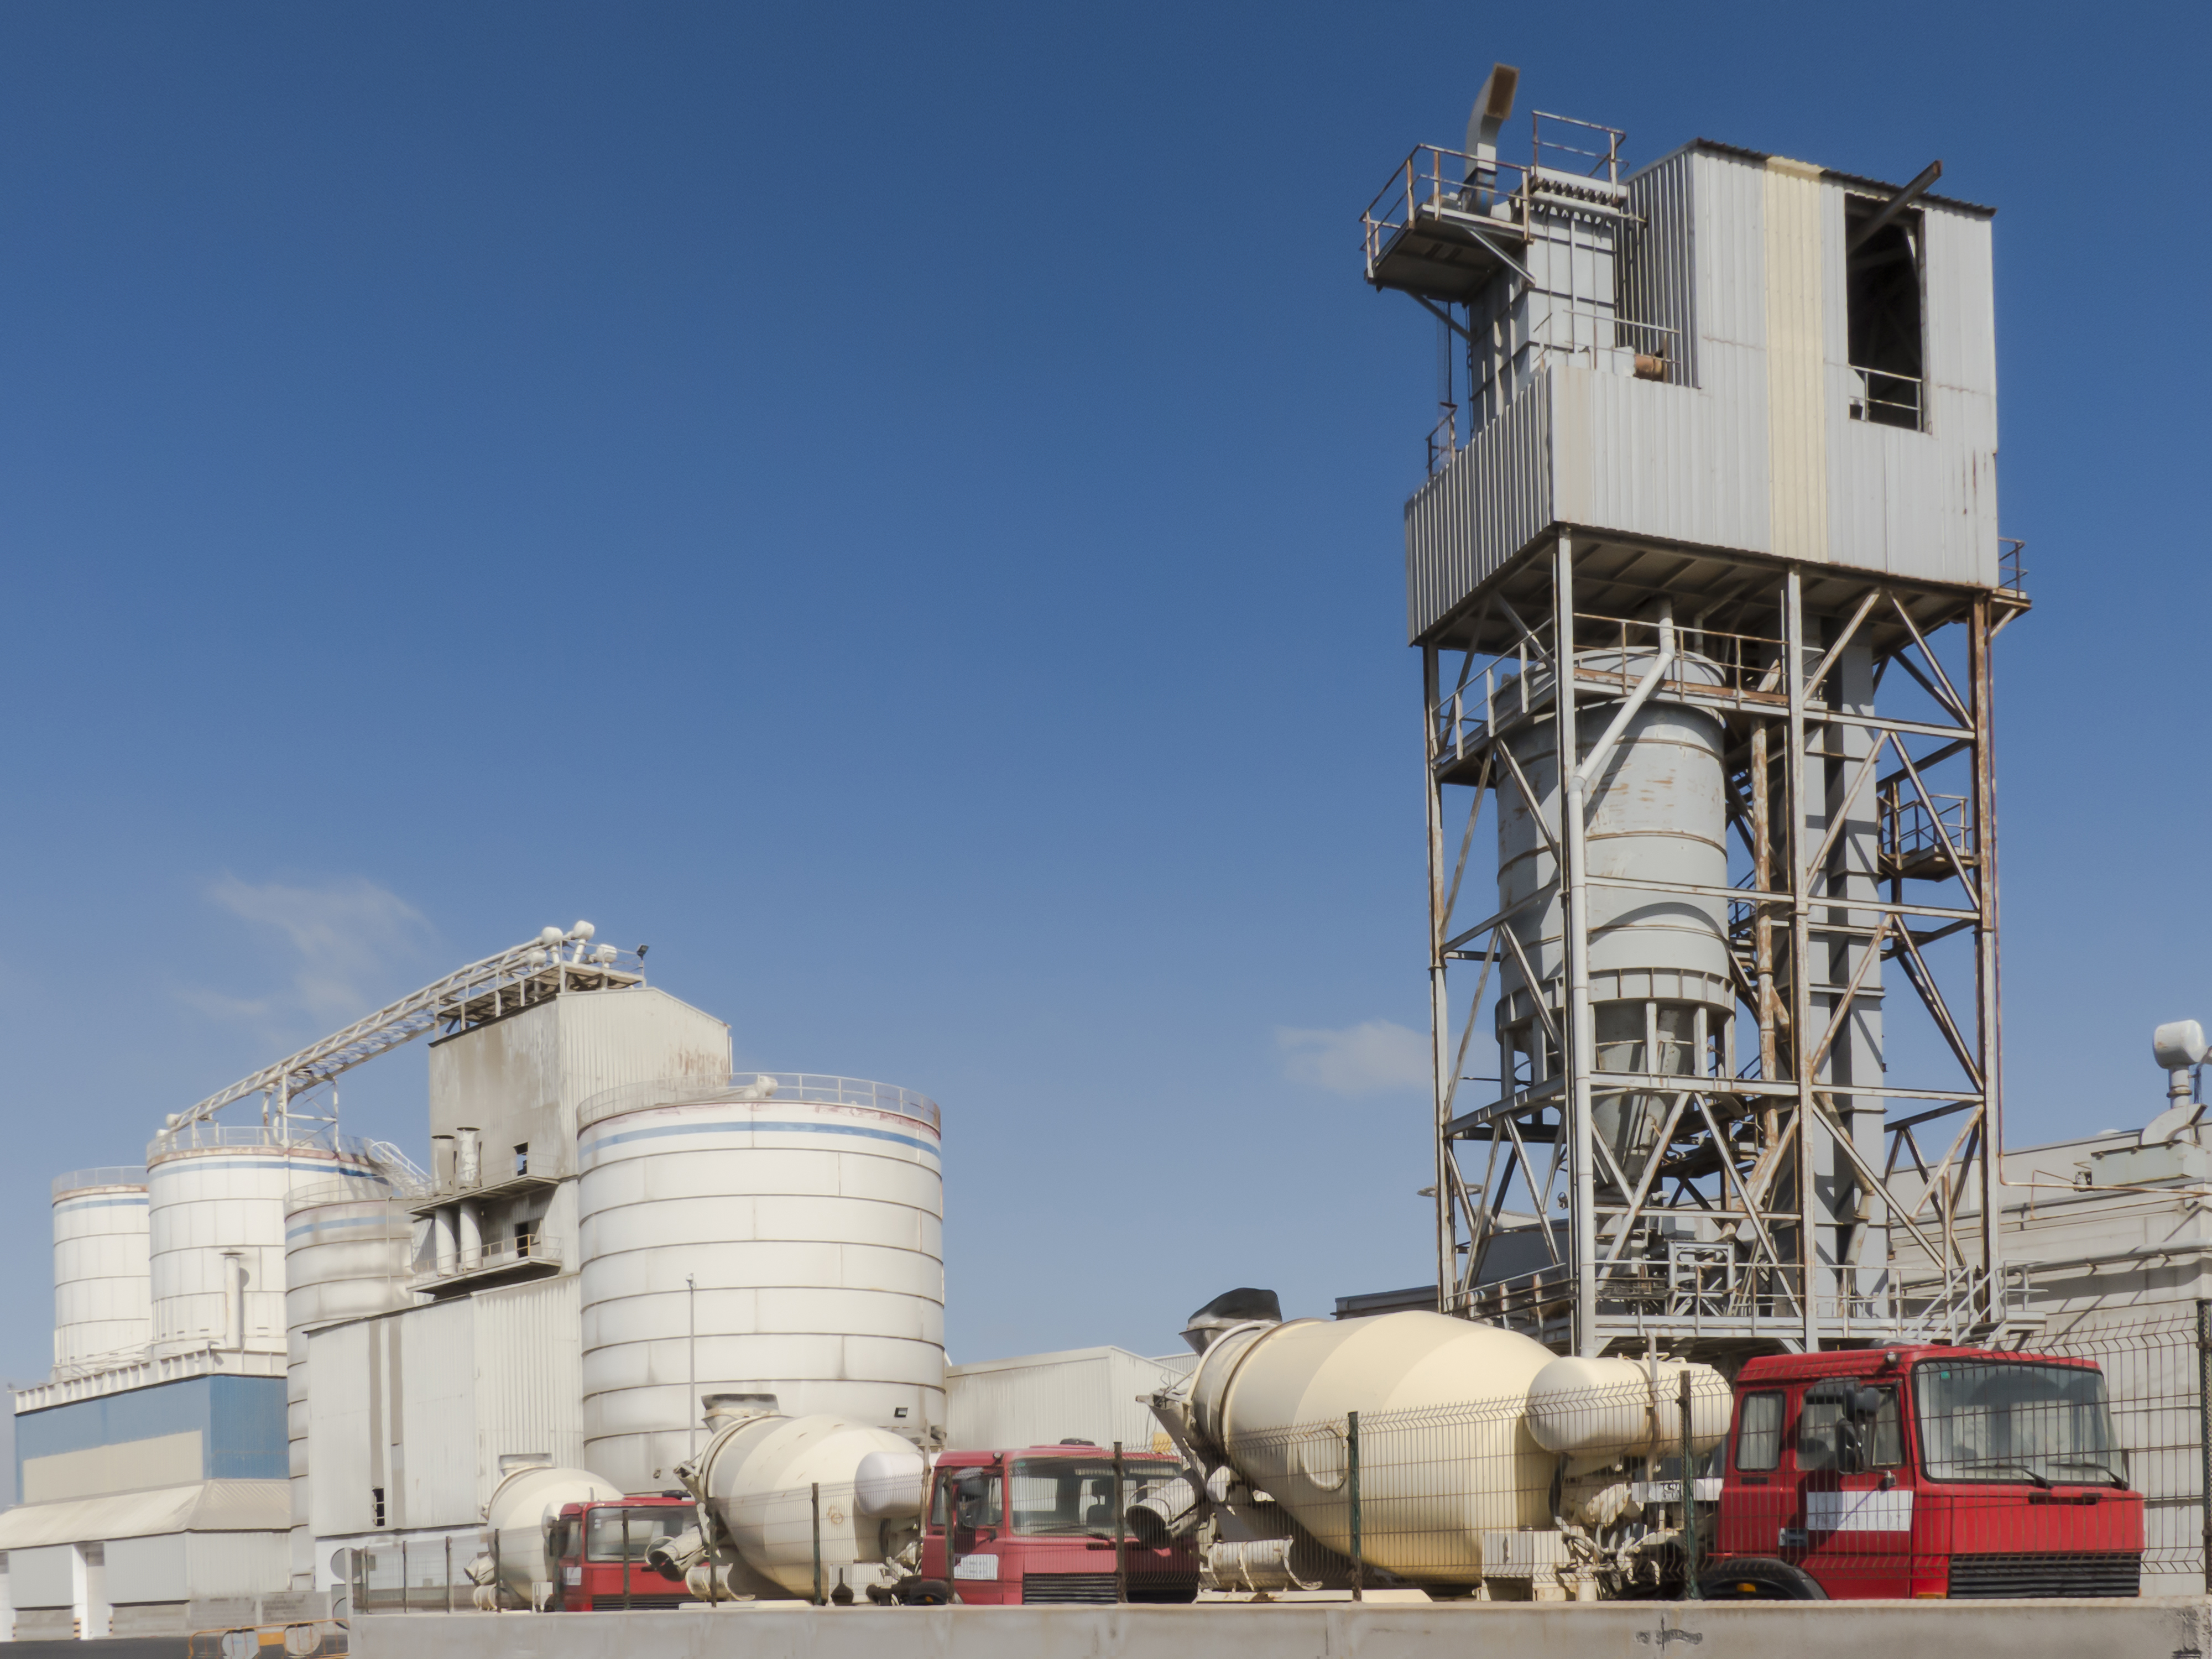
[576,1074,945,1493]
[144,1125,387,1359]
[50,1167,152,1376]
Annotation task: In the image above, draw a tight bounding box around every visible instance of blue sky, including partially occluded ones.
[0,1,2204,1385]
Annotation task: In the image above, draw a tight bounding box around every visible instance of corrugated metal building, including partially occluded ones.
[0,1363,292,1639]
[946,1348,1193,1454]
[1404,140,2000,647]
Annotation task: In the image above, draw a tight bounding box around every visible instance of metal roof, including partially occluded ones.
[1632,138,1996,217]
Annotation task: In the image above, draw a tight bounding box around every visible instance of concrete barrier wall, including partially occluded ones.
[353,1598,2212,1659]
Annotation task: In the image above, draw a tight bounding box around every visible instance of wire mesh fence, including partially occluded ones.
[1199,1332,2190,1601]
[337,1312,2212,1611]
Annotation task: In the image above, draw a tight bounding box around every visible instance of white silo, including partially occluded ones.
[51,1167,152,1377]
[577,1074,945,1491]
[284,1163,418,1584]
[147,1123,386,1358]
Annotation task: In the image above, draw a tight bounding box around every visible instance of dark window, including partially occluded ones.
[1845,198,1924,431]
[372,1487,385,1528]
[1800,1381,1906,1472]
[1736,1390,1783,1472]
[514,1144,529,1176]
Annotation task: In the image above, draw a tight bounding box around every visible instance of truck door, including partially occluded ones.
[1795,1377,1912,1598]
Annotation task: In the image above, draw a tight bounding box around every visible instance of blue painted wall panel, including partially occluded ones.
[14,1375,288,1495]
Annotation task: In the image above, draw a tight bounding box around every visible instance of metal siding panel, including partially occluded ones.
[181,1530,290,1598]
[106,1532,187,1604]
[945,1350,1193,1453]
[1404,373,1552,641]
[305,1323,372,1537]
[1693,150,1766,351]
[1622,150,1698,387]
[9,1543,75,1608]
[394,1300,476,1531]
[473,1276,584,1503]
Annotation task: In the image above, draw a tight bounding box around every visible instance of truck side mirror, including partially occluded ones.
[1850,1386,1885,1418]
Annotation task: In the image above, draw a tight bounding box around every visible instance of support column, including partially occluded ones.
[1969,597,2003,1301]
[1426,645,1454,1313]
[1785,568,1820,1350]
[1556,536,1597,1355]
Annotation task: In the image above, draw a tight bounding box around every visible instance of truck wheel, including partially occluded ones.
[1696,1558,1827,1600]
[898,1578,953,1606]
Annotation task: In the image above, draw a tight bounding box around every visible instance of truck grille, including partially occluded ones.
[1021,1573,1118,1604]
[1947,1553,2140,1599]
[589,1593,691,1610]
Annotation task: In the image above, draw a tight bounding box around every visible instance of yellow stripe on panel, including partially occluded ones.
[1762,156,1828,562]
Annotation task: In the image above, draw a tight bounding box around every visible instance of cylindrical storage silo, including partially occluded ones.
[146,1123,387,1359]
[577,1074,945,1493]
[51,1168,152,1377]
[1495,650,1735,1172]
[285,1162,418,1585]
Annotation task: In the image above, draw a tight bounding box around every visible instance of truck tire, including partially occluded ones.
[1696,1558,1827,1600]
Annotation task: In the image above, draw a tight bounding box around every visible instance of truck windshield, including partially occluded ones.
[1010,1458,1185,1536]
[585,1507,686,1561]
[1914,1361,2120,1485]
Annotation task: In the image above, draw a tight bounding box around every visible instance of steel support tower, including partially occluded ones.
[1364,77,2028,1356]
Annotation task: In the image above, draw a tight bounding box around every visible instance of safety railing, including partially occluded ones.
[51,1166,147,1196]
[1848,363,1923,430]
[408,1232,562,1290]
[577,1072,941,1134]
[2000,538,2027,592]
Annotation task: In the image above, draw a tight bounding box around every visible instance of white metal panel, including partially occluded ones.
[945,1348,1193,1453]
[1404,373,1552,641]
[105,1533,186,1604]
[305,1322,374,1537]
[181,1530,290,1598]
[392,1298,478,1531]
[10,1545,75,1608]
[472,1276,586,1507]
[577,1086,945,1493]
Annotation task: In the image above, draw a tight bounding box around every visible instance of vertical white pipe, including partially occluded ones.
[434,1208,458,1276]
[458,1203,483,1272]
[222,1251,247,1351]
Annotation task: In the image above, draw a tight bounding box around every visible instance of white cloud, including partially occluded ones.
[199,875,434,1026]
[1276,1019,1431,1095]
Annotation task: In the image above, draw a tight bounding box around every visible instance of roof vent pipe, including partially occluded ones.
[1464,62,1520,203]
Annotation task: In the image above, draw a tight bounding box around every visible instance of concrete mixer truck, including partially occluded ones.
[1141,1289,2143,1602]
[650,1392,932,1604]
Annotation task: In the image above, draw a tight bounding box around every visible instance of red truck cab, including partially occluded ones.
[1711,1345,2143,1599]
[919,1446,1200,1605]
[547,1494,695,1611]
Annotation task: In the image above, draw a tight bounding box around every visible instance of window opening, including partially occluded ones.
[1736,1390,1783,1472]
[1845,197,1924,430]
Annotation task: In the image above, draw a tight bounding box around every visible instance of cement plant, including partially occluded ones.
[4,65,2208,1659]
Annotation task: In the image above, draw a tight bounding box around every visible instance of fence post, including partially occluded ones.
[1112,1441,1127,1604]
[623,1509,633,1612]
[2198,1300,2211,1593]
[811,1482,825,1606]
[445,1535,453,1614]
[1347,1411,1363,1603]
[1680,1370,1702,1599]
